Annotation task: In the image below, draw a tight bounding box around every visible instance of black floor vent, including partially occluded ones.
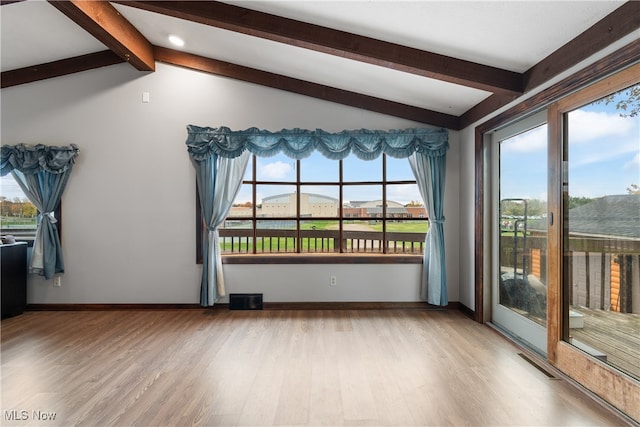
[229,293,263,310]
[517,353,559,379]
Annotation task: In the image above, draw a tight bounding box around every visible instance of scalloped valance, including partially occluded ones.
[186,125,448,161]
[0,143,79,176]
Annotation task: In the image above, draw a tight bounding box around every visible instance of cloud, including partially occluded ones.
[567,110,635,143]
[500,109,636,154]
[259,161,293,180]
[500,125,547,153]
[625,152,640,170]
[570,136,638,168]
[387,184,421,205]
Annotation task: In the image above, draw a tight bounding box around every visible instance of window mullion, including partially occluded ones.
[252,155,257,255]
[339,159,344,253]
[382,154,387,254]
[296,159,301,253]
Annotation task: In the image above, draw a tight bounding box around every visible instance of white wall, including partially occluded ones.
[457,126,475,310]
[1,62,460,304]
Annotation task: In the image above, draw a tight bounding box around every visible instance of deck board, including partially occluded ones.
[569,306,640,379]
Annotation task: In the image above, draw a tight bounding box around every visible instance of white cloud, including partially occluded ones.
[259,161,293,180]
[387,184,421,205]
[567,110,634,143]
[570,136,638,168]
[625,152,640,170]
[500,125,547,153]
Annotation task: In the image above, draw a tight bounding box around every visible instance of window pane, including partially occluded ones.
[300,152,338,182]
[342,219,383,253]
[343,185,382,218]
[256,153,296,182]
[343,155,381,182]
[564,83,640,380]
[385,220,429,254]
[300,220,339,253]
[300,185,339,218]
[0,174,38,239]
[256,220,296,253]
[498,123,548,326]
[386,156,414,181]
[257,185,296,218]
[228,184,253,217]
[219,220,253,254]
[387,183,422,211]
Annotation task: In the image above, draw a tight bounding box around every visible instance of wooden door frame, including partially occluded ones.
[474,42,640,323]
[546,63,640,421]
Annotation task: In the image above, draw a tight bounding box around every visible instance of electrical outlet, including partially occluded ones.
[54,276,61,287]
[330,276,337,286]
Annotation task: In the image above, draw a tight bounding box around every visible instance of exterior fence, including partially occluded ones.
[218,228,426,254]
[500,232,640,313]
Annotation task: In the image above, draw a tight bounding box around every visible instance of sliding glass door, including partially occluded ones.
[491,111,548,355]
[560,81,640,380]
[546,64,640,418]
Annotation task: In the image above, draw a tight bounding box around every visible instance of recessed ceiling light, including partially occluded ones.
[168,35,185,47]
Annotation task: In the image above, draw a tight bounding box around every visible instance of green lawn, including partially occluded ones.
[220,220,428,253]
[0,216,37,228]
[368,221,429,233]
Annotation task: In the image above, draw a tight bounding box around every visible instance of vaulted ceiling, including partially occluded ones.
[2,1,639,129]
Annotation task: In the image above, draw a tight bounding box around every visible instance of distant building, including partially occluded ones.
[228,194,427,219]
[344,200,427,219]
[262,193,338,217]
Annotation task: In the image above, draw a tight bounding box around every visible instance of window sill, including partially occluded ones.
[221,253,423,264]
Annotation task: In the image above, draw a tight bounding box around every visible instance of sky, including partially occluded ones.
[233,150,422,206]
[0,174,25,201]
[500,86,639,201]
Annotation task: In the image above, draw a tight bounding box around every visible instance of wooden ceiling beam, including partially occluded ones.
[1,51,124,89]
[154,46,460,129]
[119,1,523,97]
[459,1,640,129]
[48,0,154,71]
[524,1,640,92]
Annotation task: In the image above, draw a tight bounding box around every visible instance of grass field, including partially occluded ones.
[0,216,37,229]
[221,220,427,253]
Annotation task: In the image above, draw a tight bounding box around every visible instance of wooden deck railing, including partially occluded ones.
[501,232,640,313]
[218,228,426,254]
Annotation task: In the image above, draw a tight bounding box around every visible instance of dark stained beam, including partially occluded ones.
[524,1,640,92]
[154,46,459,129]
[48,0,155,71]
[460,1,640,129]
[459,93,519,129]
[1,51,124,88]
[118,1,523,96]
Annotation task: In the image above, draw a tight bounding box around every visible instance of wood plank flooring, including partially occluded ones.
[0,309,631,426]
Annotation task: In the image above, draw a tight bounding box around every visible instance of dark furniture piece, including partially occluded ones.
[1,242,27,318]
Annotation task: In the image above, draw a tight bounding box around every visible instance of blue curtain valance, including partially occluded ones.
[186,125,448,161]
[1,143,79,176]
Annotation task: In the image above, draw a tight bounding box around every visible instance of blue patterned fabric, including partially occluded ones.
[409,152,448,306]
[192,151,250,306]
[186,126,448,160]
[0,144,79,279]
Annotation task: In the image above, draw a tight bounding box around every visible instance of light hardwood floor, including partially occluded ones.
[0,309,632,426]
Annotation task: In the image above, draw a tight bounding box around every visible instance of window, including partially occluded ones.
[0,174,61,244]
[1,174,37,241]
[560,82,640,380]
[197,153,429,258]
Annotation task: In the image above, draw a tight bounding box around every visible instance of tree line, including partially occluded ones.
[0,197,37,218]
